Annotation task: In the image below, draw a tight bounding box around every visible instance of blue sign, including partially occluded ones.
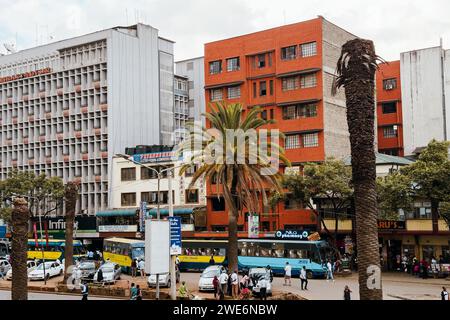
[275,230,311,240]
[139,202,148,233]
[133,151,181,164]
[0,226,6,238]
[168,216,182,255]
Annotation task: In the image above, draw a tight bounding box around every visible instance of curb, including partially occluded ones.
[0,287,125,300]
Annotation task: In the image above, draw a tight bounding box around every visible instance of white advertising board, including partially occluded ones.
[145,220,170,275]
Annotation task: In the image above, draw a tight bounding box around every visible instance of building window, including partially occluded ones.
[270,109,274,120]
[282,103,318,120]
[184,165,197,177]
[227,57,240,72]
[300,42,317,57]
[261,110,268,120]
[212,197,226,211]
[281,45,297,60]
[383,78,397,90]
[380,149,400,156]
[210,88,223,101]
[253,82,257,98]
[228,86,241,99]
[300,73,317,88]
[383,126,398,138]
[282,76,299,91]
[186,189,199,203]
[285,134,301,149]
[121,193,136,206]
[382,102,397,114]
[141,167,158,180]
[284,194,303,210]
[121,168,136,181]
[259,81,267,96]
[257,54,266,68]
[268,52,273,67]
[269,80,274,95]
[209,60,222,74]
[303,132,319,147]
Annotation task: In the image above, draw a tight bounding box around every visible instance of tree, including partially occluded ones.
[11,198,29,300]
[179,102,290,271]
[334,38,383,300]
[401,140,450,232]
[64,182,79,281]
[376,172,413,220]
[281,158,353,249]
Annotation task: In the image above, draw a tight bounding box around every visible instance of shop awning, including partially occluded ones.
[148,206,205,217]
[95,209,137,217]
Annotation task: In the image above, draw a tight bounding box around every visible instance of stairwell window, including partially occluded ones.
[383,126,398,138]
[281,45,297,60]
[282,76,299,91]
[260,81,267,96]
[209,60,222,74]
[300,73,317,88]
[227,57,240,72]
[300,42,317,57]
[383,78,397,90]
[302,132,319,147]
[228,86,241,99]
[210,88,223,101]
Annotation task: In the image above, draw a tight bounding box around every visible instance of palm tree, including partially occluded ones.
[333,39,383,300]
[179,102,290,271]
[11,197,29,300]
[64,182,79,281]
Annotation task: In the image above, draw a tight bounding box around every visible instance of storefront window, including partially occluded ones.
[441,246,450,263]
[422,245,435,262]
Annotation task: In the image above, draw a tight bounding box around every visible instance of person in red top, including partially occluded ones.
[212,275,219,299]
[420,259,429,279]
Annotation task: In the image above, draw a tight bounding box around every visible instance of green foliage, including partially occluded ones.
[440,202,450,226]
[376,172,413,220]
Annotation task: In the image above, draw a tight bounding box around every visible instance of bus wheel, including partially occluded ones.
[306,271,314,279]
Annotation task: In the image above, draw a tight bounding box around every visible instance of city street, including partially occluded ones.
[0,290,117,300]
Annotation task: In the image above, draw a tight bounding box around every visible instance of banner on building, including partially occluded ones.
[140,201,148,233]
[248,215,259,238]
[169,216,182,256]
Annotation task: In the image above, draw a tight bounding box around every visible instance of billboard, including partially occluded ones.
[145,220,170,275]
[248,215,259,238]
[133,151,181,164]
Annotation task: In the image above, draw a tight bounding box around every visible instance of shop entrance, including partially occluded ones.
[386,240,402,271]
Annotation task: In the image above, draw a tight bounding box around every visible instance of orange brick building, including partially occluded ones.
[201,17,357,236]
[376,61,404,156]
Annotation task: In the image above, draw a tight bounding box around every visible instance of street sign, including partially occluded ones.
[0,226,6,238]
[248,215,259,238]
[169,216,182,256]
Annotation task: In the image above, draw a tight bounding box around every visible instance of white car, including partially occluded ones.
[0,259,11,277]
[248,267,272,296]
[6,260,38,280]
[148,266,180,288]
[28,261,64,281]
[198,265,224,292]
[93,262,121,283]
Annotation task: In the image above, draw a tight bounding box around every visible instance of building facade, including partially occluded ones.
[175,57,206,124]
[202,17,357,234]
[0,24,174,215]
[173,75,190,144]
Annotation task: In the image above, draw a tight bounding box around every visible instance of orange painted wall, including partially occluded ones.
[376,61,404,156]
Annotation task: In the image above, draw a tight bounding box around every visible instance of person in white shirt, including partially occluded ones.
[284,262,292,286]
[231,270,239,299]
[259,277,268,300]
[441,287,449,300]
[138,260,145,278]
[327,260,335,282]
[219,270,229,299]
[300,266,308,290]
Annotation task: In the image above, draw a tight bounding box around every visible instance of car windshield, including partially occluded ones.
[202,269,220,278]
[36,263,52,270]
[101,268,114,273]
[80,263,95,270]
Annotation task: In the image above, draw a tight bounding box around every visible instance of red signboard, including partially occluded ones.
[0,67,52,84]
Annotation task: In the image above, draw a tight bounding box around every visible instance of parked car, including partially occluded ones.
[148,265,180,288]
[28,261,64,281]
[248,267,272,296]
[73,261,97,280]
[93,262,121,283]
[198,265,225,292]
[0,259,11,278]
[6,260,38,280]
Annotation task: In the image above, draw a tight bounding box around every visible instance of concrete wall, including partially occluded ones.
[401,47,446,155]
[321,18,356,160]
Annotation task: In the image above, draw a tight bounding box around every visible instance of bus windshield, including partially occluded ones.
[132,247,144,260]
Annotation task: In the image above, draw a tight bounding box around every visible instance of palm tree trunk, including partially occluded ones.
[227,175,239,273]
[11,198,29,300]
[335,39,383,300]
[64,182,79,281]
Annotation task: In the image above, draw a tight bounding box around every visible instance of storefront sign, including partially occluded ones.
[98,225,137,232]
[377,220,406,231]
[0,226,6,238]
[275,230,311,240]
[169,216,182,255]
[31,217,97,239]
[248,215,259,238]
[0,67,52,84]
[133,151,180,164]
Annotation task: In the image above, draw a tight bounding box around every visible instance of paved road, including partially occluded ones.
[0,290,117,300]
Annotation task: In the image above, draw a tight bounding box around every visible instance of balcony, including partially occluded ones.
[406,220,433,232]
[438,220,450,232]
[322,219,353,232]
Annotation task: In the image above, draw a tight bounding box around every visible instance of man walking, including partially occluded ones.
[300,266,308,290]
[219,269,228,299]
[131,259,137,278]
[231,270,239,299]
[80,281,89,301]
[259,276,268,300]
[441,287,449,301]
[284,262,292,286]
[138,259,145,278]
[326,260,334,282]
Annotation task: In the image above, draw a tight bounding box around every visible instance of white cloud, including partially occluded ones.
[0,0,449,61]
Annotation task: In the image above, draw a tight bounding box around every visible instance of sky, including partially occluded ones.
[0,0,449,62]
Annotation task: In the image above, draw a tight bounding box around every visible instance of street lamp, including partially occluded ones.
[117,154,180,300]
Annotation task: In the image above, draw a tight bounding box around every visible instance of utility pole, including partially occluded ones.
[168,170,177,300]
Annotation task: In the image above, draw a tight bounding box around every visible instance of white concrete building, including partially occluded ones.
[400,45,450,155]
[175,57,205,125]
[0,24,175,215]
[174,75,189,144]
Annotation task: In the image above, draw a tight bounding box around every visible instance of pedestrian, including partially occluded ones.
[240,272,249,290]
[212,275,220,299]
[227,271,233,296]
[136,284,143,300]
[326,260,335,282]
[131,259,137,278]
[219,269,228,299]
[431,257,438,278]
[130,282,138,300]
[97,267,104,283]
[300,266,308,290]
[80,281,89,301]
[284,262,292,286]
[266,265,273,282]
[231,270,239,299]
[344,285,352,300]
[179,281,189,299]
[175,256,180,267]
[138,259,145,278]
[0,266,5,281]
[209,255,215,265]
[259,276,268,300]
[441,287,449,301]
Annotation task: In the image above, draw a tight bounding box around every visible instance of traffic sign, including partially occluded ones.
[168,216,182,255]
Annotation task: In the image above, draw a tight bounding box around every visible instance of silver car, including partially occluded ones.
[198,265,224,292]
[0,259,11,277]
[93,262,121,283]
[74,261,97,280]
[148,265,180,288]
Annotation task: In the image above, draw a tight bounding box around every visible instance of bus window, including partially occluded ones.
[289,250,298,259]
